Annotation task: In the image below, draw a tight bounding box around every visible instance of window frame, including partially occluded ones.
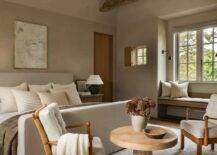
[131,46,147,66]
[175,24,217,82]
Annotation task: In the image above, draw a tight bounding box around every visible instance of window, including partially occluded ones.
[131,46,147,66]
[176,25,217,82]
[177,31,197,81]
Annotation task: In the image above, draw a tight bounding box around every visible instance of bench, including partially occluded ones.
[158,92,211,120]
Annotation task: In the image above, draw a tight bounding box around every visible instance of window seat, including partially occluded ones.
[158,93,211,120]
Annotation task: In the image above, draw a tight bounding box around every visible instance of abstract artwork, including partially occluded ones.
[14,21,47,69]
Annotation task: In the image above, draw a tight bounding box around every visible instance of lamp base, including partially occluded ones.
[88,85,100,94]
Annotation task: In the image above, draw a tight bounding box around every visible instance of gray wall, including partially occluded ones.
[0,1,115,79]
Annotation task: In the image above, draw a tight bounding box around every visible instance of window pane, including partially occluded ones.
[137,49,143,56]
[188,46,196,63]
[204,28,213,44]
[179,32,187,46]
[188,63,196,81]
[179,63,187,81]
[179,46,187,63]
[215,61,217,81]
[203,62,213,81]
[203,44,213,62]
[214,28,217,43]
[137,57,143,65]
[188,31,197,45]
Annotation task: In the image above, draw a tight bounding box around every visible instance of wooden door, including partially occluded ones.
[94,32,113,102]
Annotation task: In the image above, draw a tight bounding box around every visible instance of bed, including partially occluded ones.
[0,72,130,155]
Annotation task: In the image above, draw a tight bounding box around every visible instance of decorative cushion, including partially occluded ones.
[181,120,217,138]
[39,103,67,153]
[38,92,70,106]
[161,81,171,97]
[29,83,52,92]
[12,90,42,113]
[51,83,82,105]
[0,83,27,113]
[170,82,189,98]
[205,94,217,124]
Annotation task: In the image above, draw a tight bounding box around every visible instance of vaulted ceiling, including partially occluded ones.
[4,0,217,26]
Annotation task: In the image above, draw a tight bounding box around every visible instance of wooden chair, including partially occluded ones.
[32,105,93,155]
[180,94,217,155]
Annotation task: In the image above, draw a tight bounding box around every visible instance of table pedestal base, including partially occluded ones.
[133,150,153,155]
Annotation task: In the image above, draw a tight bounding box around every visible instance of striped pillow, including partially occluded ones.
[12,90,42,113]
[170,82,189,98]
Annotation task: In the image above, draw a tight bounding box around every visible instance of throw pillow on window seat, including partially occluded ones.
[170,82,189,98]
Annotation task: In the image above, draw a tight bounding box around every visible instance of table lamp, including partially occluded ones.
[86,75,104,94]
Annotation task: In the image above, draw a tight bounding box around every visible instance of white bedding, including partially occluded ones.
[0,112,18,123]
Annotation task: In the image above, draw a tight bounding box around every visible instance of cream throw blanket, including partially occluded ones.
[57,133,89,155]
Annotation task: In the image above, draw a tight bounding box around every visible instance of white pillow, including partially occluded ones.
[38,92,70,106]
[52,82,76,89]
[0,83,27,113]
[170,82,189,98]
[29,83,52,92]
[12,90,42,113]
[161,81,171,97]
[205,94,217,124]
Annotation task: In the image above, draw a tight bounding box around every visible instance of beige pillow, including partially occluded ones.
[161,81,171,97]
[50,87,82,105]
[170,82,189,98]
[38,92,69,106]
[12,90,42,113]
[0,83,27,113]
[29,83,52,92]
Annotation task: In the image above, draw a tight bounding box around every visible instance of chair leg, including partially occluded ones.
[197,144,202,155]
[211,144,215,151]
[180,129,184,150]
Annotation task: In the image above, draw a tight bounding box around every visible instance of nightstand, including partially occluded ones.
[80,94,104,103]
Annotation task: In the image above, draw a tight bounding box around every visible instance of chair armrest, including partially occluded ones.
[203,115,217,146]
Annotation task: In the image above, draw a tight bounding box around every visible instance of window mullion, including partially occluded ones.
[197,29,202,82]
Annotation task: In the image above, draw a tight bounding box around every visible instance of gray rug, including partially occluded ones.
[112,124,217,155]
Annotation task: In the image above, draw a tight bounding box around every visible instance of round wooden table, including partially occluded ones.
[110,126,177,155]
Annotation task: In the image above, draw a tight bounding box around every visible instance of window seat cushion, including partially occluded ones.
[159,97,209,103]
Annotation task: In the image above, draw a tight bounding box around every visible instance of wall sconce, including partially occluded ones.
[161,50,172,60]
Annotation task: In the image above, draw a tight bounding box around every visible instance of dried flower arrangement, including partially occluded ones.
[126,97,156,117]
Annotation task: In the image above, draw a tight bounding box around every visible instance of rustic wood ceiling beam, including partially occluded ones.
[99,0,138,12]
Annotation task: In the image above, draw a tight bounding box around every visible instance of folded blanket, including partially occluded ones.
[57,133,89,155]
[0,102,102,155]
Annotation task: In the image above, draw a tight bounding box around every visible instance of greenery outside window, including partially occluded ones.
[176,25,217,82]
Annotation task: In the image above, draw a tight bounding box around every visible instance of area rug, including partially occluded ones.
[112,124,217,155]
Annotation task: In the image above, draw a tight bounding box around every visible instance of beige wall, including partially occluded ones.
[0,1,115,79]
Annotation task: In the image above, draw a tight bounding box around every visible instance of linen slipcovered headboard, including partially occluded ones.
[0,72,74,86]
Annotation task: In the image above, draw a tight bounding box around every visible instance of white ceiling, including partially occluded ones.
[4,0,117,26]
[4,0,217,26]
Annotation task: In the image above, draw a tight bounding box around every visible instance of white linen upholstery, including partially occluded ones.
[205,94,217,124]
[29,83,52,92]
[38,92,70,106]
[0,112,18,123]
[0,83,27,113]
[17,101,129,155]
[39,103,67,154]
[170,82,189,98]
[180,120,217,138]
[161,81,171,97]
[12,90,42,113]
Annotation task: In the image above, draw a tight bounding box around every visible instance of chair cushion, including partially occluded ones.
[180,120,217,138]
[205,94,217,124]
[39,103,67,142]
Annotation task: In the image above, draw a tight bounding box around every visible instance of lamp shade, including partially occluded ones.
[86,75,104,85]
